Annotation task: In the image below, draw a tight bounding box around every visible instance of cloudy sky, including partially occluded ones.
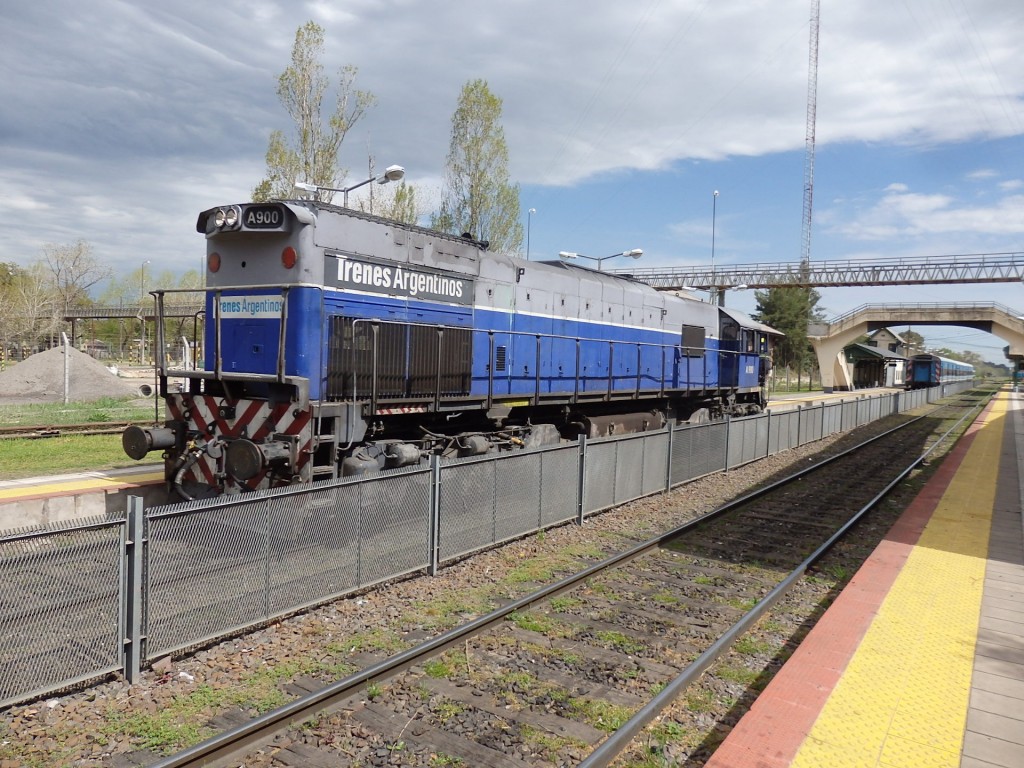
[2,0,1022,358]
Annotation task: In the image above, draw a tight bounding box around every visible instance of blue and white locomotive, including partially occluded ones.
[123,200,779,498]
[906,353,974,389]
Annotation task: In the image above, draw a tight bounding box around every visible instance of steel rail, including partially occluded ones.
[0,421,139,440]
[579,393,987,767]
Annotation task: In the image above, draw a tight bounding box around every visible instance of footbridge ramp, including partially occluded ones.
[808,302,1024,391]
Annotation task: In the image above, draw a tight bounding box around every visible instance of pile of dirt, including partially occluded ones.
[0,347,145,404]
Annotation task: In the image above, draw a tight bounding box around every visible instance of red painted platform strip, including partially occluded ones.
[704,402,994,768]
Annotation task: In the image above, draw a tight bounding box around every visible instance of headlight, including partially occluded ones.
[212,206,242,231]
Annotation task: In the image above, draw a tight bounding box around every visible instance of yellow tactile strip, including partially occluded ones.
[791,395,1006,768]
[0,469,163,500]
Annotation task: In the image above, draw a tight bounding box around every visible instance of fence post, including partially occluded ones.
[577,433,587,525]
[664,420,674,492]
[796,405,802,447]
[428,455,441,576]
[123,495,145,683]
[723,415,732,471]
[764,410,772,459]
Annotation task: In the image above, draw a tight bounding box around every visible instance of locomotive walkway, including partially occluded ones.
[706,387,1024,768]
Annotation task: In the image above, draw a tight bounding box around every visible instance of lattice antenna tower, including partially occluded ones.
[800,0,821,269]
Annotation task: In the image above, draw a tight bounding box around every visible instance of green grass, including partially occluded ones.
[732,635,775,656]
[0,397,159,480]
[569,698,635,732]
[508,611,556,634]
[0,397,157,426]
[0,434,144,479]
[595,630,647,656]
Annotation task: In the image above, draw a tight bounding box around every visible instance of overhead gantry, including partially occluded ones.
[807,303,1024,391]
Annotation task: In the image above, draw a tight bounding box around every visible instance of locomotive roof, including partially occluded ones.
[198,199,782,338]
[719,306,784,337]
[299,199,494,250]
[196,199,494,251]
[532,258,654,286]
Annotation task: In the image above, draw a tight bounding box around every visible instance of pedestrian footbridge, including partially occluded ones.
[808,303,1024,391]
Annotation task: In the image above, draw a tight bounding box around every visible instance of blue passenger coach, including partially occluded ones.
[907,353,974,389]
[124,201,780,498]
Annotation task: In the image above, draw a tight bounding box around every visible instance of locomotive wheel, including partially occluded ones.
[687,408,711,424]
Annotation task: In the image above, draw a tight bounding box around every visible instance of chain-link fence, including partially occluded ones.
[0,382,961,707]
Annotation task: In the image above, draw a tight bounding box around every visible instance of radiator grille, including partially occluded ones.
[327,317,471,401]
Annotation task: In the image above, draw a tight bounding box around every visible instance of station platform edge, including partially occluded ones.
[705,388,1024,768]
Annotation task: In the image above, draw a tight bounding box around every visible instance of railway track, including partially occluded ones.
[140,393,985,768]
[0,421,140,440]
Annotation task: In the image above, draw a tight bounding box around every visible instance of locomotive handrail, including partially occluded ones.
[213,290,223,380]
[151,286,294,394]
[147,288,763,414]
[345,317,756,414]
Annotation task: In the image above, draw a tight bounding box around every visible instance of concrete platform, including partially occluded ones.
[706,387,1024,768]
[0,465,165,531]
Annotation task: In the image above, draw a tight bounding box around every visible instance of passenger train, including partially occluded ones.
[906,353,975,389]
[123,200,779,499]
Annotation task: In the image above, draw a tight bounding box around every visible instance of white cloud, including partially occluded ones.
[967,169,999,180]
[830,185,1024,240]
[0,0,1022,282]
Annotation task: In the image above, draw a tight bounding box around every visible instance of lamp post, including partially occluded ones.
[711,190,719,270]
[294,165,405,208]
[140,260,150,364]
[711,190,719,304]
[558,249,643,270]
[527,208,535,260]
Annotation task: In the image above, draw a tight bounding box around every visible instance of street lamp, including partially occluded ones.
[294,164,405,207]
[140,260,150,364]
[711,190,719,304]
[527,208,536,260]
[711,190,719,270]
[558,249,643,270]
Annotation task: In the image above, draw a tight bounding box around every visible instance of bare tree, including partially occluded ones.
[42,240,110,318]
[6,263,61,354]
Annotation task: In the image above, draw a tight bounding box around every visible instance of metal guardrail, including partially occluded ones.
[615,252,1024,289]
[817,301,1024,330]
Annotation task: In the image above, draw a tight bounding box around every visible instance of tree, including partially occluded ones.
[252,21,376,202]
[42,240,110,318]
[899,329,925,355]
[4,262,60,356]
[351,156,419,224]
[433,79,522,253]
[360,180,418,224]
[752,284,824,376]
